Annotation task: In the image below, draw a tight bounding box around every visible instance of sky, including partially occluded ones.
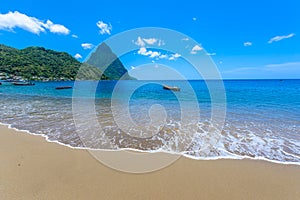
[0,0,299,79]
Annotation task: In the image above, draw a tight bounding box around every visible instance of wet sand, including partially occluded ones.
[1,124,300,200]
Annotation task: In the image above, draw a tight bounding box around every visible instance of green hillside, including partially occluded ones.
[0,43,132,81]
[0,44,81,80]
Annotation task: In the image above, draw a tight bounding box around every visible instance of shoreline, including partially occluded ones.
[1,122,299,166]
[1,124,300,199]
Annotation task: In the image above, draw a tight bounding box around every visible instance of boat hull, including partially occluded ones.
[163,85,180,91]
[55,86,72,90]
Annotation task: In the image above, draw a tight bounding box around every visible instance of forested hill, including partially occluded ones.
[0,44,133,81]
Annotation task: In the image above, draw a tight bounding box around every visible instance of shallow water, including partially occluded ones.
[0,80,299,164]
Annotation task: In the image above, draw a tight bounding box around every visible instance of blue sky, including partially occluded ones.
[0,0,299,79]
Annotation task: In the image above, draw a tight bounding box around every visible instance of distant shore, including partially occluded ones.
[1,124,300,200]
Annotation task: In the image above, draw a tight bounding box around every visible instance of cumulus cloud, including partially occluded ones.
[137,47,161,58]
[137,47,181,61]
[0,11,70,35]
[149,51,161,58]
[169,53,181,60]
[244,41,252,46]
[190,45,203,54]
[143,38,157,45]
[81,43,94,50]
[74,53,82,59]
[135,36,145,47]
[134,36,164,47]
[134,37,181,61]
[268,33,295,43]
[137,47,148,55]
[159,54,168,59]
[0,11,44,34]
[44,20,70,35]
[96,21,112,35]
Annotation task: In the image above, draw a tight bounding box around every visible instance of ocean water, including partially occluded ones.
[0,80,299,164]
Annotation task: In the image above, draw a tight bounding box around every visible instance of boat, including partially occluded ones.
[163,85,180,91]
[55,86,72,90]
[13,81,35,86]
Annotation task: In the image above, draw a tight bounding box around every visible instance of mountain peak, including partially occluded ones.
[85,42,134,80]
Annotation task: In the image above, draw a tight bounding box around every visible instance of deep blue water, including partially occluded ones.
[0,79,299,164]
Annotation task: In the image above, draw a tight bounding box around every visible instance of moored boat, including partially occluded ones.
[163,85,180,91]
[55,86,72,90]
[13,81,35,86]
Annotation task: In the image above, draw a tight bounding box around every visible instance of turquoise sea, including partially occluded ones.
[0,79,299,164]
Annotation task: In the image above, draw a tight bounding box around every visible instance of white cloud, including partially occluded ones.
[143,38,157,45]
[149,51,161,58]
[137,47,161,58]
[159,54,168,59]
[72,34,78,38]
[192,45,202,51]
[193,17,197,21]
[81,43,94,50]
[191,45,203,54]
[244,41,252,46]
[138,47,149,55]
[169,53,181,60]
[137,47,182,61]
[135,40,182,61]
[96,21,112,35]
[158,40,165,46]
[0,11,45,34]
[135,36,145,47]
[44,20,70,35]
[173,53,181,58]
[0,11,70,35]
[134,36,165,47]
[268,33,295,43]
[74,53,82,59]
[206,52,216,56]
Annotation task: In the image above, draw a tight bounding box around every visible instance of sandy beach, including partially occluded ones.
[1,124,300,200]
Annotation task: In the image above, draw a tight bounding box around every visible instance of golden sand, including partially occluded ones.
[1,124,300,200]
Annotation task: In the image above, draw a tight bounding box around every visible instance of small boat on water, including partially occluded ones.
[13,81,35,86]
[55,86,72,90]
[163,85,180,91]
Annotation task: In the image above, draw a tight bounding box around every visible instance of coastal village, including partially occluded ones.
[0,72,71,82]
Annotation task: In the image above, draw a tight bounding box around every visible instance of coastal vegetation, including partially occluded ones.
[0,43,133,81]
